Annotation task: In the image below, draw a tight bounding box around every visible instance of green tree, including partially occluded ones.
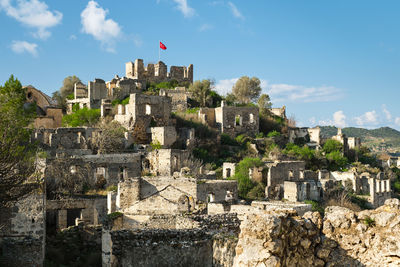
[62,106,100,127]
[323,139,343,154]
[326,151,348,171]
[232,157,264,198]
[0,75,39,207]
[52,75,81,112]
[189,79,213,107]
[257,93,272,113]
[232,76,262,104]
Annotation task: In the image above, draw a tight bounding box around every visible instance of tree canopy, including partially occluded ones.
[189,79,213,107]
[52,75,81,112]
[232,76,262,104]
[257,93,272,112]
[0,75,39,207]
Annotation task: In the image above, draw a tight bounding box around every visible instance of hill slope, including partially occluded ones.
[319,126,400,153]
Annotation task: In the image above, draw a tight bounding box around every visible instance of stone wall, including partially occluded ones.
[0,193,45,267]
[103,229,213,267]
[150,126,177,148]
[46,197,107,231]
[159,87,189,112]
[284,180,322,202]
[114,93,171,143]
[125,59,193,85]
[197,180,238,203]
[145,149,188,176]
[215,102,259,137]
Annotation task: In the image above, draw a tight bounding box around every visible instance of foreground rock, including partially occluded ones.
[233,198,400,267]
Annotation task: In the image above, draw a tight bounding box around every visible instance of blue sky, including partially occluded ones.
[1,0,400,129]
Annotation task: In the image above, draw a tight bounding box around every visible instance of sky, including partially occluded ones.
[1,0,400,130]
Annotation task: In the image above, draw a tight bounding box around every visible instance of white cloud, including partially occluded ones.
[354,110,379,126]
[11,40,38,56]
[382,104,392,121]
[227,2,244,20]
[317,110,346,128]
[81,1,121,53]
[214,78,238,95]
[333,111,346,128]
[172,0,195,18]
[198,23,213,32]
[264,82,342,103]
[0,0,62,39]
[309,117,316,125]
[395,117,400,126]
[69,34,77,40]
[215,77,343,103]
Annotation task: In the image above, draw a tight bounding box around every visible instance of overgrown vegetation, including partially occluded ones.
[0,75,39,207]
[231,157,264,199]
[62,104,100,127]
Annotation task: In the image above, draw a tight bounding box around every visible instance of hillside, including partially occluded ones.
[319,126,400,153]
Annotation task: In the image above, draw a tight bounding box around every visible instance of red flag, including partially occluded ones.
[160,41,167,50]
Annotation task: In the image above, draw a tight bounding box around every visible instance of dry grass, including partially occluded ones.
[325,190,361,212]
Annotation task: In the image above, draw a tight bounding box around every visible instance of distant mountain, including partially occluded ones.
[318,126,400,153]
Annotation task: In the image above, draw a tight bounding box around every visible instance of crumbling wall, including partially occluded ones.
[197,180,238,203]
[0,193,45,267]
[159,87,189,112]
[104,229,213,267]
[215,103,259,137]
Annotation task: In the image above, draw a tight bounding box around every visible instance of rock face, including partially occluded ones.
[233,198,400,267]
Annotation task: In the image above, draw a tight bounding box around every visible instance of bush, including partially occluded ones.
[326,151,348,171]
[221,133,238,146]
[150,140,162,150]
[267,130,281,137]
[185,107,199,114]
[247,183,266,200]
[304,200,324,216]
[232,157,263,198]
[323,139,343,154]
[363,216,375,227]
[62,107,100,127]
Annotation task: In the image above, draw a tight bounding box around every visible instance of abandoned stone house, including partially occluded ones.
[159,87,190,112]
[199,101,259,137]
[25,85,63,129]
[288,126,322,148]
[269,105,286,118]
[109,174,238,228]
[114,93,172,143]
[322,170,391,207]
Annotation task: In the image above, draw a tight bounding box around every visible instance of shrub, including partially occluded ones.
[232,157,263,198]
[221,133,238,146]
[394,181,400,193]
[150,140,162,150]
[363,216,375,227]
[267,130,281,137]
[323,139,343,154]
[106,185,117,192]
[66,93,74,100]
[304,200,324,216]
[62,107,100,127]
[326,151,348,171]
[247,183,265,200]
[185,107,199,114]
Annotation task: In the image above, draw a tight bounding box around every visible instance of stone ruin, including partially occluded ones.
[199,100,259,137]
[24,85,63,129]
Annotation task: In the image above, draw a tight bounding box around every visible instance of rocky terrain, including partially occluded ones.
[233,198,400,267]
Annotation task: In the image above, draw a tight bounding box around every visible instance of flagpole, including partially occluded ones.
[158,40,160,62]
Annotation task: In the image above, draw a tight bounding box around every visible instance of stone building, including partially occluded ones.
[199,101,259,137]
[269,106,286,118]
[111,174,238,227]
[288,126,321,148]
[144,149,189,176]
[25,85,63,128]
[284,180,323,202]
[125,59,193,86]
[264,160,306,199]
[159,87,190,112]
[223,162,236,179]
[114,93,172,143]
